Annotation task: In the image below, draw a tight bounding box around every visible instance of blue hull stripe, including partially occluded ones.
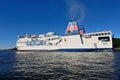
[18,48,113,52]
[57,48,113,52]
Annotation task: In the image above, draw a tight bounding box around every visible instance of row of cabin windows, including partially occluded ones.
[47,38,60,41]
[85,32,110,37]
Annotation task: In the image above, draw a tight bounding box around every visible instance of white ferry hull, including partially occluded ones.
[16,31,113,52]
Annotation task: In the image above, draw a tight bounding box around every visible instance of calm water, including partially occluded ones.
[0,50,120,80]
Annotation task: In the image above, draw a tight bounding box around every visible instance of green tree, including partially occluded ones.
[113,38,120,48]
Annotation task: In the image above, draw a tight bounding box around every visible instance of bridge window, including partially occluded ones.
[98,36,110,42]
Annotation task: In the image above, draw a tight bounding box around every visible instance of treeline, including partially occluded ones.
[9,47,17,50]
[113,38,120,48]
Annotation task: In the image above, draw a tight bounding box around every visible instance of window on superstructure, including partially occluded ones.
[101,33,104,35]
[105,33,107,35]
[93,34,95,36]
[98,34,101,36]
[98,36,110,42]
[96,34,98,36]
[108,32,110,35]
[19,36,24,38]
[47,38,50,40]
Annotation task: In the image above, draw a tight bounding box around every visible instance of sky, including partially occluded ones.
[0,0,120,49]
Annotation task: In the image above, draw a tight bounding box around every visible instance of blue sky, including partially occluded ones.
[0,0,120,49]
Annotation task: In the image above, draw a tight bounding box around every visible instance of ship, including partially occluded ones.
[16,21,113,51]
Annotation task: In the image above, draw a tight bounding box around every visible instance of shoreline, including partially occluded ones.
[114,48,120,51]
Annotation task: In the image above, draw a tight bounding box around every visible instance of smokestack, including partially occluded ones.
[65,21,79,35]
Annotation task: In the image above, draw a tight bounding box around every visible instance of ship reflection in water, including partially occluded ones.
[0,51,120,79]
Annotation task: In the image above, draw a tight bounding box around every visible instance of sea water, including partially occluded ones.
[0,50,120,80]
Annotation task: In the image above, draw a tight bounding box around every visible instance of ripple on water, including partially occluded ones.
[0,51,120,79]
